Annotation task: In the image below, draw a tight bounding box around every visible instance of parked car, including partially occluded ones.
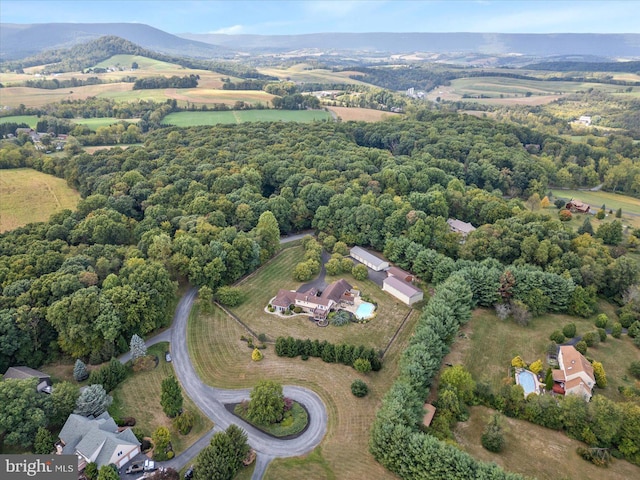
[144,459,156,471]
[125,462,144,474]
[165,351,172,362]
[184,466,194,479]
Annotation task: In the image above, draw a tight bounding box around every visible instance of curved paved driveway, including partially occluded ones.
[167,289,328,479]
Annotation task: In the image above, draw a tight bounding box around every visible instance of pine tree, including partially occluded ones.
[73,359,89,382]
[74,384,112,417]
[577,217,594,235]
[160,376,183,418]
[130,334,147,360]
[34,427,54,454]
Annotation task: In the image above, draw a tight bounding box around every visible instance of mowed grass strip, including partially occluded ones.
[109,343,212,454]
[455,406,640,480]
[0,115,40,128]
[228,246,410,347]
[444,308,640,403]
[187,303,416,480]
[0,168,81,232]
[162,109,332,127]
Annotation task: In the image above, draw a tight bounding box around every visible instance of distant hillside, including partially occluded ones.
[0,22,231,61]
[527,60,640,72]
[182,32,640,58]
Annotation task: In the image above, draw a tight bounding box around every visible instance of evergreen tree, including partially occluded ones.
[194,425,249,480]
[73,359,89,382]
[160,376,183,418]
[130,334,147,360]
[577,217,594,235]
[34,426,54,454]
[74,384,112,417]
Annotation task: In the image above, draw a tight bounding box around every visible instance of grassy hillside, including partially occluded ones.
[162,110,332,126]
[0,115,39,128]
[0,168,81,232]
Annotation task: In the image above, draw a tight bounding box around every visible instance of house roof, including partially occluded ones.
[350,246,388,267]
[59,413,139,467]
[565,377,591,393]
[383,275,422,297]
[386,266,412,280]
[321,279,351,303]
[552,369,565,382]
[422,403,437,427]
[272,289,296,308]
[567,199,590,210]
[559,346,594,382]
[3,366,50,381]
[447,218,476,234]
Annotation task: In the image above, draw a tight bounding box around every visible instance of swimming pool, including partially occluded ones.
[355,302,376,320]
[517,370,537,396]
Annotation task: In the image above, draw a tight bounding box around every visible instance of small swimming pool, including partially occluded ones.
[517,370,537,396]
[355,302,376,320]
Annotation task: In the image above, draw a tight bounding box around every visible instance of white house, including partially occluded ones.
[350,246,389,271]
[382,275,423,306]
[57,412,140,471]
[552,345,595,401]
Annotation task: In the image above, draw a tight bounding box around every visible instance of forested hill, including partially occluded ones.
[527,60,640,72]
[0,22,231,61]
[1,36,271,79]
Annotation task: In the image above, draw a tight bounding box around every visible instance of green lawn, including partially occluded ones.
[109,343,213,454]
[444,308,640,403]
[552,189,640,216]
[0,115,40,128]
[71,117,139,130]
[162,110,332,127]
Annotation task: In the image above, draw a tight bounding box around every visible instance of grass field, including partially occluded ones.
[552,189,640,216]
[326,106,401,122]
[227,246,411,347]
[257,64,369,85]
[162,110,332,127]
[0,168,81,232]
[455,405,640,480]
[0,115,40,128]
[443,307,640,403]
[109,343,213,455]
[187,245,419,479]
[70,117,140,129]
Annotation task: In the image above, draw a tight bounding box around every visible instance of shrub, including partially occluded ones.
[549,330,565,344]
[592,361,607,388]
[353,358,372,373]
[511,300,531,326]
[529,359,543,375]
[251,348,263,361]
[612,322,622,338]
[595,314,608,329]
[166,450,174,460]
[619,312,636,328]
[330,310,351,326]
[351,379,368,397]
[258,333,267,342]
[562,323,577,339]
[352,264,368,280]
[481,414,505,453]
[582,331,599,347]
[597,328,607,342]
[173,410,195,435]
[575,340,588,355]
[628,321,640,338]
[495,303,511,320]
[629,361,640,379]
[596,209,605,220]
[215,286,244,306]
[73,359,89,382]
[558,209,572,221]
[554,199,566,209]
[511,356,526,368]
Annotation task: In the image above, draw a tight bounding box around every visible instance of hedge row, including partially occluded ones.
[369,273,522,479]
[274,336,382,371]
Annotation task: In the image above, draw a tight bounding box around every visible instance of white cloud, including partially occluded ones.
[210,24,245,34]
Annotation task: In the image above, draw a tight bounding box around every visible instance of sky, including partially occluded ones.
[1,1,639,35]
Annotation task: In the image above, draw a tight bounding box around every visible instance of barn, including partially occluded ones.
[382,275,423,305]
[350,246,389,271]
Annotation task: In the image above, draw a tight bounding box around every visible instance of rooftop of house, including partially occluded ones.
[559,345,594,381]
[321,278,352,302]
[3,366,51,381]
[446,218,476,234]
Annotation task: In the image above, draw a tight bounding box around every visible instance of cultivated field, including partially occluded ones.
[327,106,401,122]
[162,109,332,126]
[109,343,213,454]
[443,307,640,403]
[455,405,640,480]
[257,64,369,85]
[228,246,412,347]
[0,115,40,128]
[0,168,81,232]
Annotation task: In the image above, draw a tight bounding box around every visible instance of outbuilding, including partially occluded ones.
[382,275,423,305]
[350,246,389,271]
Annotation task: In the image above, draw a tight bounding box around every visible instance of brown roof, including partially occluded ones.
[321,279,351,303]
[272,289,296,308]
[552,369,565,382]
[383,275,422,297]
[565,377,591,394]
[386,266,413,280]
[422,403,437,427]
[560,346,594,382]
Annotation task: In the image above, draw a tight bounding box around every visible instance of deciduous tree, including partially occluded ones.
[247,380,284,425]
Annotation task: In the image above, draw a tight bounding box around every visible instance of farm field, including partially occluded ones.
[188,302,416,480]
[455,405,640,480]
[162,109,332,126]
[228,245,412,347]
[0,83,134,108]
[0,115,40,128]
[327,106,401,122]
[257,64,369,85]
[109,343,213,455]
[443,308,640,403]
[0,168,81,232]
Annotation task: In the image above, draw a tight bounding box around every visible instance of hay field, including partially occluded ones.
[327,106,401,122]
[162,109,331,126]
[0,168,81,232]
[0,115,40,128]
[258,64,369,85]
[0,83,134,108]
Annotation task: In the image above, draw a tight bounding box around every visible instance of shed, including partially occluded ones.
[382,276,423,305]
[3,366,52,393]
[422,403,437,427]
[350,246,389,271]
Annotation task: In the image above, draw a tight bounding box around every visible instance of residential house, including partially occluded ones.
[57,412,140,471]
[3,366,52,393]
[577,115,592,126]
[447,218,476,237]
[552,345,595,401]
[566,199,591,214]
[382,275,423,306]
[272,279,354,320]
[350,246,389,271]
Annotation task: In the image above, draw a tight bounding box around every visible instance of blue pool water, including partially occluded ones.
[517,370,537,396]
[355,302,375,319]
